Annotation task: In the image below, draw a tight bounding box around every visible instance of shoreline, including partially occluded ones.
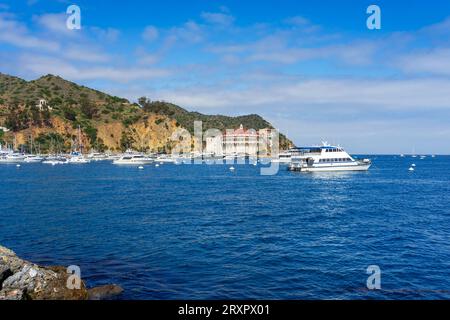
[0,245,123,300]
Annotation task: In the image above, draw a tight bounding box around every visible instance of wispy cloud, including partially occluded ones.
[201,11,235,27]
[397,48,450,76]
[17,54,171,82]
[0,13,60,51]
[142,25,159,42]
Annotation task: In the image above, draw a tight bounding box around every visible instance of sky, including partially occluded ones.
[1,0,450,154]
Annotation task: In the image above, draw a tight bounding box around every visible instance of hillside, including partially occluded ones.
[0,73,293,153]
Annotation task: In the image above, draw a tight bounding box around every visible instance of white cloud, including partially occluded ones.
[18,54,171,82]
[201,11,235,26]
[91,27,120,42]
[64,46,111,63]
[0,13,60,51]
[284,16,310,26]
[167,21,204,44]
[142,25,159,42]
[33,13,75,37]
[396,48,450,76]
[150,77,450,111]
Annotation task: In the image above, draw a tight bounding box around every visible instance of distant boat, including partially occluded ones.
[0,152,25,163]
[87,152,109,161]
[156,154,175,163]
[23,155,44,163]
[113,154,153,165]
[42,156,68,165]
[68,151,90,164]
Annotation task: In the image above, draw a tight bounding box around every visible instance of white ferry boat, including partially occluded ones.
[272,147,303,163]
[288,143,371,172]
[113,154,154,165]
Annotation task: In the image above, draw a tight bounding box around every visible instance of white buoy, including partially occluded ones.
[229,166,235,171]
[409,167,415,172]
[155,164,159,167]
[16,164,21,168]
[138,166,144,170]
[411,163,416,167]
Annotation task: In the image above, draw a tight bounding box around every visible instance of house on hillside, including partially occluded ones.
[36,99,52,111]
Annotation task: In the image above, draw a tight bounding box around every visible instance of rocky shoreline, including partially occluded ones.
[0,245,123,300]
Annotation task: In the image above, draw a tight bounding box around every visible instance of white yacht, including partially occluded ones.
[68,152,90,164]
[23,155,44,163]
[113,154,154,165]
[42,156,69,165]
[288,143,371,172]
[156,154,175,163]
[0,152,25,163]
[87,152,109,161]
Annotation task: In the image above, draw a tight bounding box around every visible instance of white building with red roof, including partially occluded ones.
[205,124,271,156]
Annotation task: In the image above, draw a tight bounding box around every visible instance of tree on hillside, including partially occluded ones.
[63,107,77,122]
[0,129,4,144]
[80,98,98,119]
[138,97,175,115]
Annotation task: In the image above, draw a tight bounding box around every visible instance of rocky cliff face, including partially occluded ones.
[0,245,122,300]
[11,114,180,153]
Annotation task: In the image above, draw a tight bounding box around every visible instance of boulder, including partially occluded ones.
[0,264,13,289]
[0,245,122,300]
[88,284,124,300]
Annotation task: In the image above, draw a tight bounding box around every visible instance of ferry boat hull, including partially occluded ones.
[288,162,371,172]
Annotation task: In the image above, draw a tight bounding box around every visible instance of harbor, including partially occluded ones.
[1,154,449,300]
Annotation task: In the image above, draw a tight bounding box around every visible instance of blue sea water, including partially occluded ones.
[1,156,449,300]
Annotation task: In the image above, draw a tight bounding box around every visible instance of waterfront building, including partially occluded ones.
[205,124,275,157]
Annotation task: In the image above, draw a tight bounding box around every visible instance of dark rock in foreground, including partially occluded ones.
[0,245,123,300]
[88,284,124,300]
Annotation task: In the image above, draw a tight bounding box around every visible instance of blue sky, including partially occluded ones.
[1,0,450,153]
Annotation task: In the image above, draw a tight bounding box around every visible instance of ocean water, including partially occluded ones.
[1,156,449,300]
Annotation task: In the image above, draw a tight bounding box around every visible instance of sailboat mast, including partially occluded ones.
[78,125,83,154]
